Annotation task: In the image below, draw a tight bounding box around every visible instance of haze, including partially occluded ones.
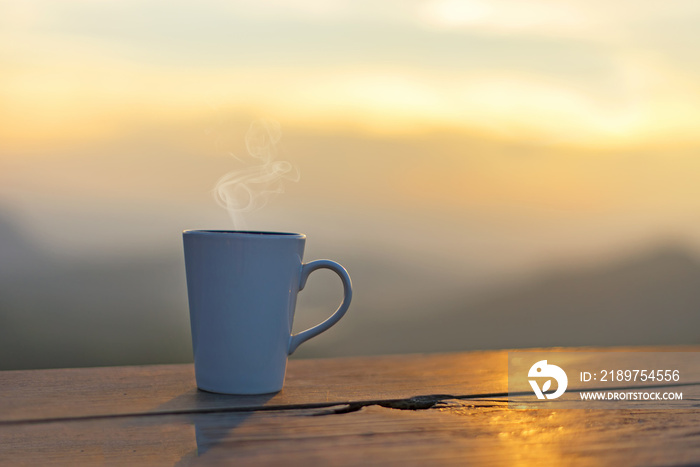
[2,0,700,369]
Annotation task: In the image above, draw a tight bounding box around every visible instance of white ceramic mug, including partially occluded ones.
[183,230,352,394]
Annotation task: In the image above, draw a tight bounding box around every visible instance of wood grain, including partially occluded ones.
[189,402,700,466]
[0,351,507,423]
[3,347,700,465]
[3,347,699,423]
[2,401,700,466]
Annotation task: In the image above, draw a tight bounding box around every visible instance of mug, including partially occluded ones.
[182,230,352,394]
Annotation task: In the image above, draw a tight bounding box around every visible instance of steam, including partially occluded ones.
[213,119,300,229]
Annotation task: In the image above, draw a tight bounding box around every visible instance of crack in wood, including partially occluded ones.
[7,379,700,425]
[310,395,502,416]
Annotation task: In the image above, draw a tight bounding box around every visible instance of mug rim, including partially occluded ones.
[183,230,306,239]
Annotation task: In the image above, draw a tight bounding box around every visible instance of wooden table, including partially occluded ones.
[2,348,700,465]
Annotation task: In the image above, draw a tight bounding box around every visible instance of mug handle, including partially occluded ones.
[288,260,353,355]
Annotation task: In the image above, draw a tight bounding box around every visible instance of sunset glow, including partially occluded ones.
[2,0,700,152]
[2,0,700,265]
[3,0,700,377]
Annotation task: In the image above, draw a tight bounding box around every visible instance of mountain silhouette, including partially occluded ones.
[3,210,699,368]
[0,212,192,370]
[310,244,700,356]
[0,213,46,278]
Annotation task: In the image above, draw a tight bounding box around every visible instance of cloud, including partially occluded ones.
[418,0,591,36]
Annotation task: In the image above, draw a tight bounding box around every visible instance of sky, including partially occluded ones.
[2,0,700,367]
[2,0,700,268]
[3,0,700,148]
